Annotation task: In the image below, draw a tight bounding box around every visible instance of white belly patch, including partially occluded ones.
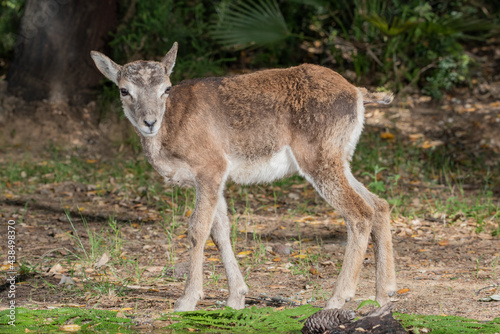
[228,146,299,184]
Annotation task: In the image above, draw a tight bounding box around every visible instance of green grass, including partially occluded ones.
[2,306,499,333]
[1,125,498,235]
[166,305,318,333]
[395,313,500,334]
[0,307,133,333]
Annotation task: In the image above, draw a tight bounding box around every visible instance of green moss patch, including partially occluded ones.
[0,307,132,333]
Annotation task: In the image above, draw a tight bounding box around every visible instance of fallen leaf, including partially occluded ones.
[116,312,127,318]
[1,264,12,271]
[49,264,64,274]
[438,240,449,246]
[309,268,319,275]
[270,285,287,289]
[293,254,307,259]
[237,250,252,257]
[145,266,164,272]
[397,288,410,295]
[409,133,424,141]
[380,132,395,140]
[272,257,281,262]
[420,140,444,149]
[207,258,220,262]
[95,253,109,268]
[60,324,81,332]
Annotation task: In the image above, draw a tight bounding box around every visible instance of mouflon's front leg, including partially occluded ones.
[174,171,225,311]
[211,198,248,309]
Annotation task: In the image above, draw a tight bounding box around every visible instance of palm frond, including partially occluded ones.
[211,0,290,50]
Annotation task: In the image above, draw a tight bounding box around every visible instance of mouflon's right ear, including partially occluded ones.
[90,51,122,85]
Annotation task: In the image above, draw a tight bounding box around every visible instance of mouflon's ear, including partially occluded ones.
[161,42,178,76]
[90,51,122,85]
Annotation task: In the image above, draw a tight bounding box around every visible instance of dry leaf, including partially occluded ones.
[49,263,63,274]
[1,264,11,271]
[309,268,319,275]
[380,132,395,140]
[207,258,220,262]
[397,288,410,295]
[60,324,81,332]
[95,253,109,268]
[237,250,252,257]
[273,257,281,262]
[116,311,127,318]
[420,140,444,149]
[438,240,449,246]
[145,266,164,272]
[293,254,307,259]
[409,133,424,141]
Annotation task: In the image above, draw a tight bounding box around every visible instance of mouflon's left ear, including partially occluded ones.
[162,42,178,76]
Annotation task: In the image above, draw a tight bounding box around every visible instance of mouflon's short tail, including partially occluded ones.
[358,87,394,105]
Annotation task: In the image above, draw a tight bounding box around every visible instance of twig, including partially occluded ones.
[476,283,500,295]
[1,196,141,223]
[398,60,438,96]
[246,295,314,307]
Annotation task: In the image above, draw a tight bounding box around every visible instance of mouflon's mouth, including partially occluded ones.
[140,128,159,137]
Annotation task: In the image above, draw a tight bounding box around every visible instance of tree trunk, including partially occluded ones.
[7,0,118,104]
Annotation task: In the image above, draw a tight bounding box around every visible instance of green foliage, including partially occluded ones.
[110,0,231,83]
[395,313,500,333]
[166,305,319,333]
[357,299,381,310]
[209,0,498,97]
[0,0,24,60]
[211,0,290,50]
[0,307,132,333]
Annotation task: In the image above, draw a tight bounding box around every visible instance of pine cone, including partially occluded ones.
[302,308,355,334]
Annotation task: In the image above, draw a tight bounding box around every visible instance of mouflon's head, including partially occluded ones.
[91,42,178,137]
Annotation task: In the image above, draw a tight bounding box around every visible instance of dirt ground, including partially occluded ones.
[0,189,499,322]
[0,61,499,328]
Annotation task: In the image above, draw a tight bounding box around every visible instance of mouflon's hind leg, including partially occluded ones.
[301,157,375,309]
[345,172,397,305]
[211,198,248,309]
[370,198,397,304]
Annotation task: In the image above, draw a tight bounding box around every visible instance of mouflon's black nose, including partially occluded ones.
[144,119,157,129]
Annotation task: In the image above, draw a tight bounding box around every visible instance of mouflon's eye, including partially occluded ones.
[120,88,129,96]
[165,87,171,94]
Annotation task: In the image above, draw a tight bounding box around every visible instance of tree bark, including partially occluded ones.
[7,0,118,104]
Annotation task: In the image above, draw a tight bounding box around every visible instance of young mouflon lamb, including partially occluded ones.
[91,42,396,312]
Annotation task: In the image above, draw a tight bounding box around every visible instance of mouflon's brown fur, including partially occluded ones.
[91,42,396,311]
